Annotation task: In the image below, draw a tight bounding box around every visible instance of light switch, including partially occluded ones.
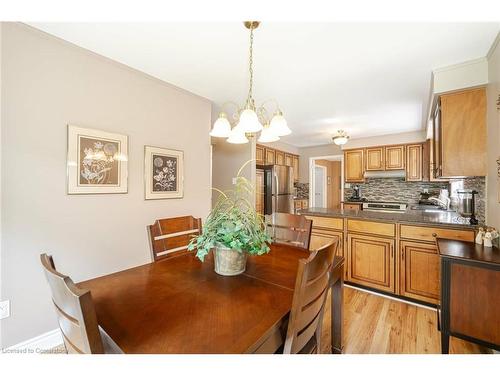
[0,300,10,319]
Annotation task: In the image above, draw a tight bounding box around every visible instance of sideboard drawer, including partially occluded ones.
[400,225,474,243]
[347,219,395,237]
[304,216,343,231]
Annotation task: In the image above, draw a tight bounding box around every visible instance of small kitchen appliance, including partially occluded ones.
[348,184,366,202]
[457,190,479,225]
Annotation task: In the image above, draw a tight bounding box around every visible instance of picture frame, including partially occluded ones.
[144,145,184,200]
[67,125,128,194]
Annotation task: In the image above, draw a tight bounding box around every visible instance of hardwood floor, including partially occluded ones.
[321,286,493,354]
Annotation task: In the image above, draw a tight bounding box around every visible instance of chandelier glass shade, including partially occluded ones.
[258,124,280,143]
[209,113,232,138]
[332,130,350,145]
[210,21,291,144]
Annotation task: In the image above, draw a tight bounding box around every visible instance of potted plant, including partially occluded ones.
[188,162,271,276]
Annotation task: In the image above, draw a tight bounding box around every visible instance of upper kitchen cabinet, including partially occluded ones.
[385,145,406,170]
[275,150,285,166]
[284,153,293,167]
[433,87,487,177]
[365,147,385,171]
[345,149,365,182]
[406,143,423,181]
[256,144,265,165]
[265,148,276,165]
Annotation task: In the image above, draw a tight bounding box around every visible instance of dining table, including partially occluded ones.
[77,242,345,354]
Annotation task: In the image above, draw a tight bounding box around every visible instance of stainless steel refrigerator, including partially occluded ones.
[259,165,294,215]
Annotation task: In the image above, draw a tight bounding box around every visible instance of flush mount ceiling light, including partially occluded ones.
[332,130,350,145]
[210,21,291,144]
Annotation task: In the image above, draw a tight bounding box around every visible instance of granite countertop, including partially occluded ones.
[299,207,478,229]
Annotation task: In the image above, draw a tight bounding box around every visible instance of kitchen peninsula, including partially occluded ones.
[299,207,477,305]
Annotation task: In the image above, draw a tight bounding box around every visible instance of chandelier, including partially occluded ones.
[332,130,350,145]
[210,21,291,144]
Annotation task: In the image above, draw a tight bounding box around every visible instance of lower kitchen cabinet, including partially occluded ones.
[399,240,440,304]
[347,233,395,293]
[310,229,346,278]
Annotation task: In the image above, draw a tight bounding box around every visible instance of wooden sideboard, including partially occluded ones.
[436,238,500,353]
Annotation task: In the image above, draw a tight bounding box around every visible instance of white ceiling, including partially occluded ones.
[30,22,499,147]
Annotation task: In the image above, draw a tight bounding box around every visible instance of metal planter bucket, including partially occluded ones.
[214,245,247,276]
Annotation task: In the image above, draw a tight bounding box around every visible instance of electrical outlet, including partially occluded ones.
[0,300,10,319]
[232,177,237,185]
[424,188,429,194]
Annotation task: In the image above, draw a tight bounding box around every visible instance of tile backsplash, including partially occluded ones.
[294,182,309,199]
[344,178,449,204]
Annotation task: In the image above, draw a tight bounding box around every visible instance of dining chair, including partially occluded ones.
[40,253,122,354]
[282,239,338,354]
[148,215,202,261]
[265,213,313,250]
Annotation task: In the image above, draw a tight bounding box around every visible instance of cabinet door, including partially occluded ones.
[292,155,299,182]
[400,241,440,304]
[347,234,395,293]
[311,230,345,276]
[365,147,385,171]
[265,148,275,165]
[256,145,265,165]
[406,143,423,181]
[440,88,487,177]
[432,101,442,178]
[275,150,285,165]
[285,153,293,167]
[255,169,265,215]
[385,145,405,170]
[344,149,364,182]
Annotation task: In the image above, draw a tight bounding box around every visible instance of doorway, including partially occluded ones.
[310,155,343,209]
[314,165,327,208]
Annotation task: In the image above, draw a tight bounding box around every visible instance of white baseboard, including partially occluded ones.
[5,329,63,353]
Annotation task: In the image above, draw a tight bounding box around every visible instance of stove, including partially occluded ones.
[362,201,408,213]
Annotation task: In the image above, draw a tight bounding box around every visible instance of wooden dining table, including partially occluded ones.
[77,242,345,354]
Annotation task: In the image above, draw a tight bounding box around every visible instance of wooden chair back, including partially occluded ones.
[148,215,202,261]
[266,213,312,250]
[283,239,338,354]
[40,253,104,354]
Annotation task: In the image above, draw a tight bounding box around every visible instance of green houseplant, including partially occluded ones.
[188,161,271,276]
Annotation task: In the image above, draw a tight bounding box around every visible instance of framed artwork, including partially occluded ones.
[67,125,128,194]
[144,146,184,200]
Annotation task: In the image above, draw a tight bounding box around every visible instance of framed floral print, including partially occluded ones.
[67,125,128,194]
[144,146,184,199]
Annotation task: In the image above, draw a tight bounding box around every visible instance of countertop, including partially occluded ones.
[299,207,478,229]
[436,238,500,266]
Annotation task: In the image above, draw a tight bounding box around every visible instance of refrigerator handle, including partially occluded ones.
[274,173,279,212]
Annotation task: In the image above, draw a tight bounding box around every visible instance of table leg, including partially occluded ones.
[441,332,450,354]
[331,263,344,354]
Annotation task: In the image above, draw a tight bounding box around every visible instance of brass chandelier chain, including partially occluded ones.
[247,26,255,109]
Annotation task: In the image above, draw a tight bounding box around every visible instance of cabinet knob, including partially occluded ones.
[432,233,437,238]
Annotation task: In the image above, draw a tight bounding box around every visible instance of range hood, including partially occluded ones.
[364,170,406,179]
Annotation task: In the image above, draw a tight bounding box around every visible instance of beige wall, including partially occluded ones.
[486,33,500,229]
[0,23,212,348]
[298,144,342,183]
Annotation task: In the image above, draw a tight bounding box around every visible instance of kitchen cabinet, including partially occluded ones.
[344,149,364,182]
[385,145,405,170]
[275,150,285,166]
[365,147,385,171]
[341,202,362,211]
[284,153,293,167]
[292,155,299,182]
[347,233,395,293]
[399,240,440,304]
[256,145,265,165]
[293,199,308,213]
[256,169,265,215]
[265,148,275,165]
[406,143,423,181]
[433,87,487,177]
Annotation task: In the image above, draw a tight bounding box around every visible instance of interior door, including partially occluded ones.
[314,166,326,208]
